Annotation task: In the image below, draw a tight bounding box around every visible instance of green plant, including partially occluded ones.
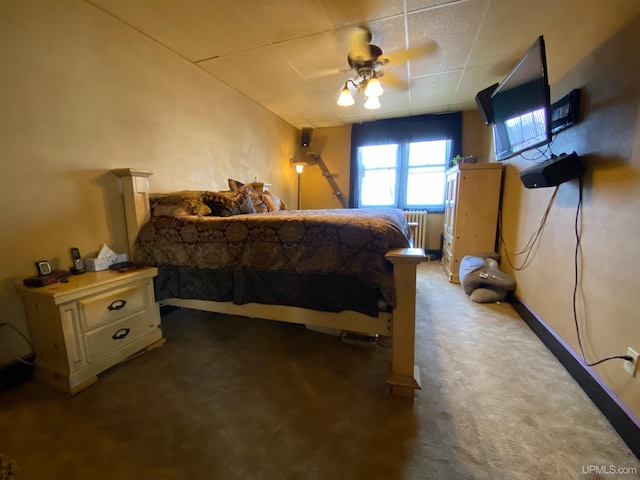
[0,455,20,480]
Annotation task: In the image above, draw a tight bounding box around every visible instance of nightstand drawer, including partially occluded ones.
[84,311,147,363]
[80,285,145,330]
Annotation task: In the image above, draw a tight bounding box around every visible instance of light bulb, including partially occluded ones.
[364,77,383,97]
[295,164,304,174]
[364,95,381,110]
[337,86,355,106]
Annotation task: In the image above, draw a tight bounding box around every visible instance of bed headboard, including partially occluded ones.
[112,168,153,260]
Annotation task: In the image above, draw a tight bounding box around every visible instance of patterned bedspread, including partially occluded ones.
[135,208,411,308]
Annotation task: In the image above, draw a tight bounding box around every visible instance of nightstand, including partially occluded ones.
[15,267,164,394]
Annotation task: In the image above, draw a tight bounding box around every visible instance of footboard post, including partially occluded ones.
[385,248,425,398]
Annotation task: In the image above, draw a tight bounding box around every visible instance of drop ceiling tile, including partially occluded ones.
[199,46,313,101]
[368,15,410,80]
[407,0,489,77]
[91,0,269,61]
[378,89,411,112]
[291,90,346,117]
[318,0,405,29]
[261,99,308,126]
[276,32,349,85]
[408,71,461,111]
[234,0,333,43]
[265,90,346,126]
[451,63,511,104]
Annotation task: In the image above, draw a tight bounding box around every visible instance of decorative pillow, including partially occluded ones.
[262,193,279,212]
[263,190,288,211]
[470,287,507,303]
[228,178,270,213]
[151,192,212,217]
[459,254,515,303]
[202,189,256,217]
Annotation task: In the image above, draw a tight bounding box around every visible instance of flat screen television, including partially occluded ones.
[491,36,551,161]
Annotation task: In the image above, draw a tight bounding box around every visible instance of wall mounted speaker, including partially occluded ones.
[475,83,499,125]
[520,152,584,188]
[301,128,313,147]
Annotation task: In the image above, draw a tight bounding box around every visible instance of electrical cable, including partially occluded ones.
[0,323,34,366]
[521,133,558,163]
[499,186,558,271]
[570,177,633,367]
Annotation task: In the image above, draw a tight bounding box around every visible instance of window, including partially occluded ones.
[359,144,398,206]
[407,140,449,208]
[358,140,450,210]
[349,113,461,211]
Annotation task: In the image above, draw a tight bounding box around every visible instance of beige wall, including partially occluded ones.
[0,1,298,365]
[297,125,352,210]
[499,14,640,417]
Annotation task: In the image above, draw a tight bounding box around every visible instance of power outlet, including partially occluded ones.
[623,348,639,377]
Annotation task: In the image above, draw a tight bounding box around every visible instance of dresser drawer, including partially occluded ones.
[442,245,452,267]
[83,311,148,363]
[442,233,454,251]
[80,285,145,331]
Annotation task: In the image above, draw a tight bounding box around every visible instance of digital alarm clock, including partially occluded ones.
[35,260,52,276]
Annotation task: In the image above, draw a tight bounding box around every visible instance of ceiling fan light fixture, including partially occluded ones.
[364,95,381,110]
[364,75,383,97]
[337,85,355,106]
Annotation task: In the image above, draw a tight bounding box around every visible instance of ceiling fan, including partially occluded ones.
[337,26,436,110]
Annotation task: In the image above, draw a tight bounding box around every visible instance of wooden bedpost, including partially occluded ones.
[111,168,153,261]
[385,248,425,398]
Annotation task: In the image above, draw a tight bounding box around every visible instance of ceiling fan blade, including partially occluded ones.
[378,71,408,91]
[378,41,438,65]
[348,26,373,62]
[306,67,350,79]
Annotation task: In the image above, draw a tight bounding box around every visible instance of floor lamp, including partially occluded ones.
[295,164,304,209]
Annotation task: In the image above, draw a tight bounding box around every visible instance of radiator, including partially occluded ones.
[403,210,428,250]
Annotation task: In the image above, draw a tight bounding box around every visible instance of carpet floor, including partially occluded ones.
[1,262,639,479]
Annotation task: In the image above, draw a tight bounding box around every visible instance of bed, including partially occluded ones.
[113,168,425,398]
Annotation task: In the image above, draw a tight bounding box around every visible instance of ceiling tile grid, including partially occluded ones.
[87,0,638,129]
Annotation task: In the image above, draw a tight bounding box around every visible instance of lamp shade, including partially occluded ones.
[364,77,383,97]
[337,87,355,106]
[364,95,381,110]
[295,164,304,174]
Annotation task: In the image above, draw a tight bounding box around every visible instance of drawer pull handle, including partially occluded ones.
[108,299,127,311]
[112,328,130,340]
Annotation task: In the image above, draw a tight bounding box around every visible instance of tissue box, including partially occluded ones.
[85,253,128,272]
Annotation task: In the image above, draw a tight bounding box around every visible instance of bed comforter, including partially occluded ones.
[135,208,411,315]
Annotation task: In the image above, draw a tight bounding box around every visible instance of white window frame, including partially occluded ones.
[356,139,451,211]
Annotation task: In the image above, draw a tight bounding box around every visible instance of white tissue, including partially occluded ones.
[97,243,117,259]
